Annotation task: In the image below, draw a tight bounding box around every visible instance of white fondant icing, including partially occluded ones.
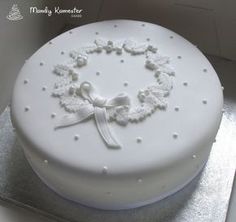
[11,20,223,210]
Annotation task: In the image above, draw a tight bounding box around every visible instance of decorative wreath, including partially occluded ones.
[52,38,175,148]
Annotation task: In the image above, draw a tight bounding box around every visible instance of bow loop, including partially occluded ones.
[56,81,130,148]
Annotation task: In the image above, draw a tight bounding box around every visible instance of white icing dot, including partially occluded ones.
[44,160,48,164]
[222,86,224,90]
[202,99,207,104]
[203,68,207,73]
[120,59,124,63]
[51,113,56,118]
[124,82,128,87]
[74,134,80,141]
[96,71,100,76]
[177,56,182,59]
[61,51,65,55]
[173,133,178,139]
[183,82,188,86]
[23,79,29,84]
[102,166,108,174]
[39,62,44,66]
[69,31,73,34]
[174,106,180,112]
[136,137,142,143]
[42,86,47,91]
[137,178,143,183]
[24,106,30,112]
[192,155,197,159]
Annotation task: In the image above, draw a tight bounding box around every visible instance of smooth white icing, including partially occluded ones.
[11,20,223,210]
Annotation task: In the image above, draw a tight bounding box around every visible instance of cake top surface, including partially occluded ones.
[11,20,223,174]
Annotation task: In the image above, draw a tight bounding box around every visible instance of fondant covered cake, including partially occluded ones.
[11,20,223,210]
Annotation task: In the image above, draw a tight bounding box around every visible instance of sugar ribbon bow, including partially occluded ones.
[55,81,130,148]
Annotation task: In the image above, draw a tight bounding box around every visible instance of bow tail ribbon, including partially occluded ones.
[94,107,121,148]
[55,104,121,148]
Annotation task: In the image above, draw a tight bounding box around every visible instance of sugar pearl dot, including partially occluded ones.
[137,178,143,183]
[24,106,30,112]
[44,160,48,164]
[23,79,29,84]
[177,56,182,59]
[183,82,188,86]
[51,113,56,118]
[136,137,142,143]
[222,86,224,90]
[102,166,108,174]
[120,59,124,63]
[174,106,180,111]
[42,86,47,91]
[202,99,207,104]
[74,135,80,141]
[203,68,207,73]
[192,155,197,159]
[173,133,178,139]
[124,82,128,87]
[96,71,100,76]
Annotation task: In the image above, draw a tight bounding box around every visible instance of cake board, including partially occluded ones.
[0,102,235,222]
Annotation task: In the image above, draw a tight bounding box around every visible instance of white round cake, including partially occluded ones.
[11,20,223,210]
